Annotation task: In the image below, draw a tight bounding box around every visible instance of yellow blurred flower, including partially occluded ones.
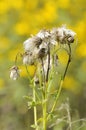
[56,0,70,8]
[8,0,23,10]
[14,21,30,35]
[0,0,10,14]
[76,43,86,57]
[25,0,37,10]
[74,20,86,42]
[58,49,68,65]
[63,76,79,94]
[8,43,22,61]
[36,1,58,25]
[20,65,36,77]
[0,37,11,50]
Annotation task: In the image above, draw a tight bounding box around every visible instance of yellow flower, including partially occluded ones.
[14,21,30,35]
[76,43,86,57]
[0,0,10,14]
[20,65,36,77]
[58,49,68,65]
[56,0,70,8]
[63,76,79,94]
[0,37,10,50]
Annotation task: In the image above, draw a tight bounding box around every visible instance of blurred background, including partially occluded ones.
[0,0,86,130]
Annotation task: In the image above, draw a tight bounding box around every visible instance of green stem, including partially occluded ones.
[15,52,22,65]
[43,87,47,130]
[41,59,47,130]
[46,44,50,82]
[50,79,63,114]
[33,84,38,130]
[48,44,71,119]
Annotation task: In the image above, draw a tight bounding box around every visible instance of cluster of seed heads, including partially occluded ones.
[10,25,76,80]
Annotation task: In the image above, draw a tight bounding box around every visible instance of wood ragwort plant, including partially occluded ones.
[10,25,76,130]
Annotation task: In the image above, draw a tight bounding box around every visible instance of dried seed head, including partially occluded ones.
[67,36,74,43]
[37,29,50,39]
[43,56,52,76]
[23,52,36,65]
[23,36,42,51]
[10,66,20,80]
[38,48,47,59]
[50,26,76,44]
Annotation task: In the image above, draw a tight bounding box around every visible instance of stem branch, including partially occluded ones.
[48,44,71,119]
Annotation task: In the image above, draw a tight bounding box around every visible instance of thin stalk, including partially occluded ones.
[50,79,63,114]
[48,44,71,119]
[25,65,38,129]
[15,52,22,65]
[46,44,50,82]
[41,59,45,83]
[25,65,32,82]
[43,91,47,130]
[41,58,47,130]
[33,83,38,130]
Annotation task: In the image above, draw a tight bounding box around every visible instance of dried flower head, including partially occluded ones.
[43,56,52,75]
[64,29,76,43]
[10,66,20,80]
[23,36,42,51]
[38,48,47,59]
[50,26,76,44]
[51,26,65,43]
[23,51,38,65]
[37,29,50,39]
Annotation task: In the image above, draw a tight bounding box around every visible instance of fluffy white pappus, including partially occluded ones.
[50,26,76,44]
[50,36,57,45]
[37,29,50,39]
[10,66,20,80]
[23,51,38,65]
[50,27,65,44]
[23,38,35,51]
[39,41,47,50]
[57,26,66,37]
[23,36,42,51]
[43,56,52,75]
[23,53,29,65]
[64,29,76,37]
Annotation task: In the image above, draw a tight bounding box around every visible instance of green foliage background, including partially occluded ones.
[0,0,86,130]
